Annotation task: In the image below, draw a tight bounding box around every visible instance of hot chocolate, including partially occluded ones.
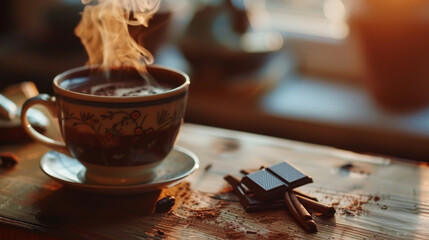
[63,121,181,166]
[68,79,168,97]
[59,68,177,97]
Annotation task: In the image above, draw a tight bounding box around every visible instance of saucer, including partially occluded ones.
[40,146,199,194]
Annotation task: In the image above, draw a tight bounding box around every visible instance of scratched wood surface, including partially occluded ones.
[0,123,428,239]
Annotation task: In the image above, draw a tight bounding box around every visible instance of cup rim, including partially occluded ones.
[53,65,190,103]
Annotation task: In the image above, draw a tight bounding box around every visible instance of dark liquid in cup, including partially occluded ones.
[57,67,186,167]
[63,77,170,97]
[59,68,179,96]
[64,122,181,166]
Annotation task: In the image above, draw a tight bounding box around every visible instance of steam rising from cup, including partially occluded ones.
[75,0,161,86]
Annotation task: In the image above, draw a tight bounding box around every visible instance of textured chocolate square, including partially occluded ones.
[267,162,312,189]
[224,175,285,212]
[241,170,287,202]
[241,162,312,202]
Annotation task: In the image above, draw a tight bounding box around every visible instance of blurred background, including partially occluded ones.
[1,0,429,161]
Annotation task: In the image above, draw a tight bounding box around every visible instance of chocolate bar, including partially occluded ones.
[224,175,335,216]
[241,167,318,202]
[224,175,284,212]
[241,162,312,202]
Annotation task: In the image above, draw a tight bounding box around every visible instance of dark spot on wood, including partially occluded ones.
[222,139,240,152]
[339,163,354,171]
[213,138,241,154]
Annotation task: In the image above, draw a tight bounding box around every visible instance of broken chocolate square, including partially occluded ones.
[241,162,312,202]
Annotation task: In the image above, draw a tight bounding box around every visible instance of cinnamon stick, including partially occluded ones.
[296,195,336,217]
[284,191,317,233]
[289,191,312,221]
[293,189,318,202]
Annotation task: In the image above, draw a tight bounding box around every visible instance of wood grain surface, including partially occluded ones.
[0,123,428,239]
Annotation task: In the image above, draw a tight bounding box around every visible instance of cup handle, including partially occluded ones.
[21,94,69,154]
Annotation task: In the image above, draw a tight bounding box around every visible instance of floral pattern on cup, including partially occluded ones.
[62,104,185,149]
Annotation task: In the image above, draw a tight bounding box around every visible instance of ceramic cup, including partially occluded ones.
[21,65,189,185]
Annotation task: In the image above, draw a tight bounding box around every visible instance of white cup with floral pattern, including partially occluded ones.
[21,65,190,185]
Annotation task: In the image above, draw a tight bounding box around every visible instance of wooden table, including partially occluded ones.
[0,123,428,239]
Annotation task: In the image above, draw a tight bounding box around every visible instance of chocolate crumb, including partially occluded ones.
[381,205,388,210]
[219,185,233,194]
[239,169,250,175]
[204,164,213,171]
[343,209,355,216]
[240,166,266,175]
[326,193,380,217]
[0,153,19,168]
[267,232,292,239]
[258,216,277,224]
[226,231,245,239]
[156,229,164,235]
[190,208,219,219]
[155,196,175,213]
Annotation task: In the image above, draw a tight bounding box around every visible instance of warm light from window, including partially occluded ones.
[240,31,283,52]
[323,0,346,21]
[244,0,270,30]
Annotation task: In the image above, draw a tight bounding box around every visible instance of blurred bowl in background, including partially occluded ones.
[178,2,283,77]
[179,31,283,76]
